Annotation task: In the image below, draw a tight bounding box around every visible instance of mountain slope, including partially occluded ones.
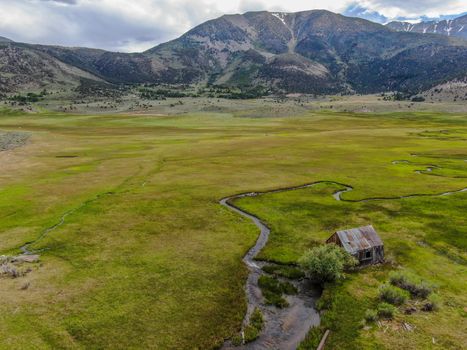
[421,75,467,102]
[0,42,103,93]
[145,11,345,92]
[30,44,155,84]
[145,10,467,93]
[1,10,467,94]
[0,36,13,43]
[386,14,467,40]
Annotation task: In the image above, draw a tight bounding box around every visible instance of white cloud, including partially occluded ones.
[0,0,464,52]
[358,0,465,18]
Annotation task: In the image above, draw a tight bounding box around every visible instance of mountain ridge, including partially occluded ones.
[1,10,467,95]
[386,14,467,40]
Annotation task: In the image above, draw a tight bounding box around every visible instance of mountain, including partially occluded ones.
[386,14,467,40]
[0,36,13,43]
[30,44,155,84]
[0,42,103,93]
[2,10,467,95]
[144,10,467,93]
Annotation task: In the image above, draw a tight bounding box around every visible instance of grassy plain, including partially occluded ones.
[0,105,465,349]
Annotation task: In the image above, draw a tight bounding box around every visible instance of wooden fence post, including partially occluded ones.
[316,329,330,350]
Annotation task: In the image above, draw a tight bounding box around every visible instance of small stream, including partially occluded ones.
[220,188,321,350]
[220,180,467,349]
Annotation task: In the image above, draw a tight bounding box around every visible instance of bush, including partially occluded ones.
[379,284,409,305]
[364,309,378,322]
[377,302,396,319]
[299,244,357,284]
[389,271,434,298]
[412,282,433,299]
[422,293,441,312]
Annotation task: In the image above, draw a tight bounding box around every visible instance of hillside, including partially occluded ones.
[1,10,467,94]
[421,75,467,102]
[0,42,103,93]
[145,10,467,93]
[387,14,467,40]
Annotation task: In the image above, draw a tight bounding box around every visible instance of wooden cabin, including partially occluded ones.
[326,225,384,265]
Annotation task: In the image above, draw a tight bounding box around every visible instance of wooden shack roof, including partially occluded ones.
[334,225,383,255]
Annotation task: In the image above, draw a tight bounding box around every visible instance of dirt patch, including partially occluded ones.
[0,131,30,151]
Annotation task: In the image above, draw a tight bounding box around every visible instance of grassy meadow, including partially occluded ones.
[0,106,465,349]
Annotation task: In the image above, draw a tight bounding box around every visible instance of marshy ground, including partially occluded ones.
[0,105,465,349]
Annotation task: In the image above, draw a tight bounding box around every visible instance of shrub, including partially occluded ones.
[422,293,442,312]
[299,244,357,284]
[364,309,378,322]
[389,271,434,298]
[413,282,433,299]
[377,302,396,319]
[379,284,409,305]
[0,262,27,278]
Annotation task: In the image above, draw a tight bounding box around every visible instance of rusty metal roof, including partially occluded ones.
[335,225,383,255]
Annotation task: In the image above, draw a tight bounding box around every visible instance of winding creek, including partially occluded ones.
[220,181,467,349]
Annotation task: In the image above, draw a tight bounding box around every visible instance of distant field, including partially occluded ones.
[3,92,467,116]
[0,107,465,349]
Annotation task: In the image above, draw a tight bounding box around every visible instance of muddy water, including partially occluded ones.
[220,190,321,350]
[221,180,467,349]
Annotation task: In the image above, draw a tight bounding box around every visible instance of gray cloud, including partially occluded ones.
[357,0,465,17]
[39,0,78,4]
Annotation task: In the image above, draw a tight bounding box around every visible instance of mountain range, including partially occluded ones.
[386,14,467,40]
[1,10,467,95]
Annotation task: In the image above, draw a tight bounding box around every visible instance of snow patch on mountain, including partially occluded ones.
[271,13,287,26]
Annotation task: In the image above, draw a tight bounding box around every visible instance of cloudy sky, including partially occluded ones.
[0,0,465,52]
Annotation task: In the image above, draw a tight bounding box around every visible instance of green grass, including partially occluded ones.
[234,174,466,348]
[262,264,305,279]
[0,108,466,349]
[258,275,297,307]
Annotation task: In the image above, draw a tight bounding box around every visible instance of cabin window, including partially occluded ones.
[363,250,372,260]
